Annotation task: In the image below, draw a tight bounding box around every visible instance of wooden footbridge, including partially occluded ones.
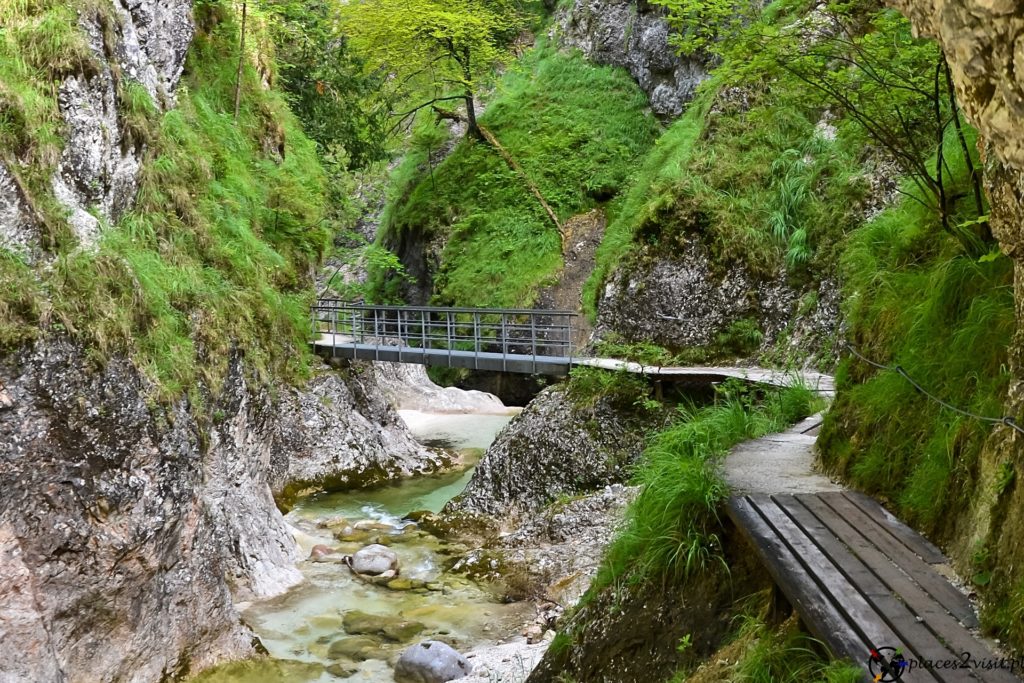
[309,301,834,392]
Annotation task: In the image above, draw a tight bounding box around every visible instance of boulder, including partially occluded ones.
[327,635,384,661]
[342,610,426,642]
[309,544,335,562]
[349,544,399,576]
[394,640,472,683]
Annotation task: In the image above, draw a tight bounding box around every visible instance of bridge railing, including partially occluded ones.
[311,301,577,369]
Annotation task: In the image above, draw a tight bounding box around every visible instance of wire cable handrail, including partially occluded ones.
[845,343,1023,435]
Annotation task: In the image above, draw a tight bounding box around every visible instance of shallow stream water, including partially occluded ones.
[194,410,521,683]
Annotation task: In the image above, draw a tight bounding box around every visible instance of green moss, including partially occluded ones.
[0,0,331,398]
[376,42,660,308]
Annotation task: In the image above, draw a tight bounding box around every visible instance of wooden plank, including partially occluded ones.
[842,491,947,565]
[726,497,872,672]
[817,492,979,630]
[776,495,981,683]
[747,495,940,682]
[797,495,1020,683]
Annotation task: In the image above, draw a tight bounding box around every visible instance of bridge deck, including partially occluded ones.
[728,492,1018,682]
[313,336,573,375]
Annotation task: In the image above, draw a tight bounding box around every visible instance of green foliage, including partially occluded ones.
[593,383,818,590]
[378,44,659,307]
[583,100,707,318]
[0,0,331,397]
[337,0,523,138]
[650,0,756,56]
[716,319,765,357]
[263,0,386,168]
[727,614,863,683]
[565,366,657,413]
[818,142,1013,532]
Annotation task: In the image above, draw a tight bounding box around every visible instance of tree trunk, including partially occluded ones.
[461,47,483,141]
[233,1,247,121]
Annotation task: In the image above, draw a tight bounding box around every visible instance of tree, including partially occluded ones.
[263,0,388,168]
[658,1,992,254]
[336,0,523,141]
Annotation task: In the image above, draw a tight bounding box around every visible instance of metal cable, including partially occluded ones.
[844,343,1024,435]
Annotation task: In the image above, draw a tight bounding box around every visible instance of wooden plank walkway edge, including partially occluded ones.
[726,492,1019,682]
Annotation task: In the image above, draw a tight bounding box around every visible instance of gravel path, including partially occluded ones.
[722,413,844,495]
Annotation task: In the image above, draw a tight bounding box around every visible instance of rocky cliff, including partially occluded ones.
[877,0,1024,648]
[0,343,439,682]
[445,386,659,520]
[556,0,707,116]
[0,1,447,679]
[0,0,194,254]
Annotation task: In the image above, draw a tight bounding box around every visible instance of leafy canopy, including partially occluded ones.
[336,0,523,134]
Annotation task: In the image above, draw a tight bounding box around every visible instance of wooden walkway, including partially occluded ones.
[728,491,1019,682]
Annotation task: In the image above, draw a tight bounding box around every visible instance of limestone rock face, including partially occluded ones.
[594,241,842,365]
[0,344,439,682]
[445,387,657,518]
[270,365,447,503]
[1,0,194,253]
[557,0,707,116]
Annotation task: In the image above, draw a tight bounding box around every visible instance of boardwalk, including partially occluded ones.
[724,421,1017,682]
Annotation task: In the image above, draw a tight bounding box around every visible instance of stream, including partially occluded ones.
[196,410,524,683]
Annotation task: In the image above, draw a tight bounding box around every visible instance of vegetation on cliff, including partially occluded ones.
[0,0,346,398]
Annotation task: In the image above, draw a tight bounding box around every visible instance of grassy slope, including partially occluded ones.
[0,0,330,398]
[377,43,660,308]
[818,131,1017,638]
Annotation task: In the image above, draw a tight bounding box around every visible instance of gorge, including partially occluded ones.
[4,0,1024,682]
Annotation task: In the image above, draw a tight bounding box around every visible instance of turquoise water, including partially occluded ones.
[195,409,520,683]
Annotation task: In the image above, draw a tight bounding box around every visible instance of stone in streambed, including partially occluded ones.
[342,610,426,642]
[327,635,384,661]
[325,662,359,678]
[386,577,426,591]
[394,640,472,683]
[349,544,398,576]
[309,544,336,562]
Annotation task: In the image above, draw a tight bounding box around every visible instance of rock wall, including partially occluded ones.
[556,0,707,116]
[444,386,659,520]
[0,343,439,682]
[595,240,843,366]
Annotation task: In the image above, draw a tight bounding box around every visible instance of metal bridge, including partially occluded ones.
[309,301,836,392]
[311,300,577,375]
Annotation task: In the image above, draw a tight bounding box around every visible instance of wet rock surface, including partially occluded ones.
[556,0,707,116]
[595,240,843,366]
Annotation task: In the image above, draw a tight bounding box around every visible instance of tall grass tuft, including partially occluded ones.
[594,382,820,590]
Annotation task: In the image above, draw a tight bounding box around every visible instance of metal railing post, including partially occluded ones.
[530,313,537,374]
[500,313,507,372]
[398,309,404,362]
[473,312,480,370]
[373,307,380,361]
[446,311,453,367]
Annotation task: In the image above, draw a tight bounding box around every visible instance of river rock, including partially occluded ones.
[350,544,399,575]
[327,635,385,661]
[386,577,426,591]
[342,610,426,642]
[309,544,335,562]
[394,640,473,683]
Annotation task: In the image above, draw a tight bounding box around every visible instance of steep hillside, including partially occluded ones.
[0,2,439,680]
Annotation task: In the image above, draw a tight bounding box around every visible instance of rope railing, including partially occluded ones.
[844,343,1024,436]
